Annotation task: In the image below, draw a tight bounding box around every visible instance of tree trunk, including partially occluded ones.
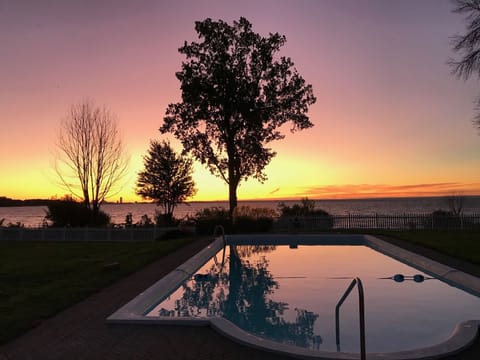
[83,190,90,209]
[225,245,242,323]
[92,201,99,216]
[228,180,238,221]
[226,134,238,221]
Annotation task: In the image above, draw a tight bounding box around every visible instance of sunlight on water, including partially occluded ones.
[146,245,480,353]
[2,196,480,227]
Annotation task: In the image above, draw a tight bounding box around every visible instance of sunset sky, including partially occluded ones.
[1,0,480,202]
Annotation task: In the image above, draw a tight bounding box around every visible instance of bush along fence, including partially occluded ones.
[274,213,480,232]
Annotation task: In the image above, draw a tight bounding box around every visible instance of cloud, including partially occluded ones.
[295,183,480,199]
[268,187,280,195]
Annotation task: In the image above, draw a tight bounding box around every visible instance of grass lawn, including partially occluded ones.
[379,231,480,266]
[0,238,193,345]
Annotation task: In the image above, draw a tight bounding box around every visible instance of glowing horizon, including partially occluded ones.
[4,174,480,203]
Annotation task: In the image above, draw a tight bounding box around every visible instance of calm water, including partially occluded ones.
[1,196,480,227]
[146,244,480,353]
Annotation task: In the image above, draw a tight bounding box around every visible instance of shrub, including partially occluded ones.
[137,214,154,227]
[194,206,275,235]
[45,199,110,227]
[194,207,231,235]
[232,206,275,233]
[233,206,278,218]
[233,216,273,233]
[125,213,133,227]
[428,209,461,230]
[5,221,25,228]
[277,198,333,230]
[157,229,191,241]
[278,197,316,216]
[154,209,179,227]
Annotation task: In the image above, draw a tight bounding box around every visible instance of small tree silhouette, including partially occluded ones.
[443,193,465,216]
[136,140,196,225]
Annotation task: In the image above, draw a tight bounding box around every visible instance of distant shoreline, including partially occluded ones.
[2,195,480,208]
[0,198,57,207]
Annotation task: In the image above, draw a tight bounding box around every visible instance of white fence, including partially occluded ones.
[274,213,480,231]
[0,226,178,241]
[1,213,480,241]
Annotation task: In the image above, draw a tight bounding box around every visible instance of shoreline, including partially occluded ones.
[2,194,480,207]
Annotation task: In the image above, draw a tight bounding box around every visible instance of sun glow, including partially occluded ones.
[2,150,480,202]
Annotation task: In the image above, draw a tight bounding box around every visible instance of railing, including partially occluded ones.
[274,213,480,231]
[3,213,480,241]
[213,224,226,246]
[335,277,366,360]
[0,226,178,241]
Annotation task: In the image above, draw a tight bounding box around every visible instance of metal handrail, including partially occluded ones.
[335,277,366,360]
[213,224,226,246]
[213,243,226,271]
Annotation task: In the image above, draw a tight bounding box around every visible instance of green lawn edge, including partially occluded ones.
[373,231,480,267]
[0,238,193,345]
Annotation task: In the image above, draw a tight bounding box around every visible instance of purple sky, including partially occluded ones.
[1,0,479,201]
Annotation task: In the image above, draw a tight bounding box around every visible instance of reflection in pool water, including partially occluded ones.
[146,245,480,353]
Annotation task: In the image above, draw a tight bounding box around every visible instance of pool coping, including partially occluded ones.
[107,234,480,360]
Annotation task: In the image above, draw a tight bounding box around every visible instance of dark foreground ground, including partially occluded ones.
[1,235,479,360]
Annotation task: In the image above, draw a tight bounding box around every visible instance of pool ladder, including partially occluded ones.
[335,277,366,360]
[213,224,226,246]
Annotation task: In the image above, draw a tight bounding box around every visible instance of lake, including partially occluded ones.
[1,196,480,228]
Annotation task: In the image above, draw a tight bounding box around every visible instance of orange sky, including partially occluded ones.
[1,0,480,202]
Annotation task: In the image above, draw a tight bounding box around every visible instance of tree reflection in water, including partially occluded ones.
[163,245,322,350]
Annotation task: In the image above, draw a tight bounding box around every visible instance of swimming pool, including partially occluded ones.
[107,234,480,359]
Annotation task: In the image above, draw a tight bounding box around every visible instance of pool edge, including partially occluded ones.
[107,237,224,322]
[106,234,480,360]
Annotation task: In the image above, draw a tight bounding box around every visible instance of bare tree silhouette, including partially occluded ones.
[54,99,128,214]
[450,0,480,130]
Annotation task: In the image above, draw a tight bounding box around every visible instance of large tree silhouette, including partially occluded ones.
[160,17,316,216]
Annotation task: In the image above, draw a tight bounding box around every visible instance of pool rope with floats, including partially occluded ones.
[380,274,435,282]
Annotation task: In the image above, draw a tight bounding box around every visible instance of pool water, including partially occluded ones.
[145,244,480,353]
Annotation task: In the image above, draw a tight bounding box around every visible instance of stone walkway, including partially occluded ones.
[1,236,479,359]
